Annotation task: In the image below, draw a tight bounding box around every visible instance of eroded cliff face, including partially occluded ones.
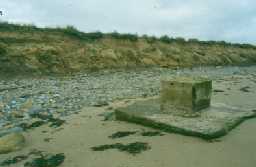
[1,25,256,75]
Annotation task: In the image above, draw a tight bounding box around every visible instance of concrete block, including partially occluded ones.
[160,77,212,117]
[115,98,256,139]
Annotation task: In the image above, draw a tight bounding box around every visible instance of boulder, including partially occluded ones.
[0,133,25,154]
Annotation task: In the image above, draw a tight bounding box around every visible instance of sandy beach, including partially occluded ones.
[1,67,256,167]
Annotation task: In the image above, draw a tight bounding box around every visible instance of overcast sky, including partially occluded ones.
[1,0,256,44]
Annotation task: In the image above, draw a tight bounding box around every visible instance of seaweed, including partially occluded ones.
[240,86,250,92]
[44,138,53,142]
[19,121,46,130]
[109,131,137,139]
[0,150,64,167]
[29,113,65,128]
[141,131,164,137]
[24,153,65,167]
[91,142,150,155]
[213,89,225,93]
[0,155,28,166]
[48,118,65,128]
[108,131,164,139]
[99,112,115,121]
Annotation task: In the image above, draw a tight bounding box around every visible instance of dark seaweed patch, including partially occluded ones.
[48,118,65,128]
[141,131,164,137]
[213,89,225,93]
[109,131,137,139]
[24,113,65,129]
[240,86,250,92]
[44,138,53,142]
[0,155,28,166]
[19,121,46,130]
[24,153,65,167]
[0,150,64,167]
[91,142,150,155]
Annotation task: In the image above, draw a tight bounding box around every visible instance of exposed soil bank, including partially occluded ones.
[1,23,256,75]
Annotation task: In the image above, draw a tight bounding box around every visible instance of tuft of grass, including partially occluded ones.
[1,21,255,49]
[108,32,138,41]
[0,42,7,55]
[62,26,103,41]
[0,21,37,32]
[142,35,157,43]
[159,35,174,44]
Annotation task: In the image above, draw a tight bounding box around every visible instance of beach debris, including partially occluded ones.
[91,142,150,155]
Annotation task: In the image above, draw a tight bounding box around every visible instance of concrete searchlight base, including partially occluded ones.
[115,77,256,140]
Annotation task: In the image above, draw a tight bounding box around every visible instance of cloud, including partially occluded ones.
[0,0,256,44]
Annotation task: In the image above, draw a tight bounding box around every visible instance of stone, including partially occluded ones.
[0,102,4,112]
[0,127,24,137]
[28,105,44,116]
[115,98,256,139]
[20,99,33,112]
[160,77,212,117]
[0,133,25,154]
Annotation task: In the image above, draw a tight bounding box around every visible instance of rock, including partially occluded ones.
[0,133,25,154]
[20,99,33,112]
[0,102,4,112]
[28,105,44,116]
[11,111,24,118]
[0,127,23,137]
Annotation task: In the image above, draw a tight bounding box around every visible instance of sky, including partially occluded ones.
[1,0,256,44]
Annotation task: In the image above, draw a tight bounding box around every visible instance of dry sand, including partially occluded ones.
[1,73,256,167]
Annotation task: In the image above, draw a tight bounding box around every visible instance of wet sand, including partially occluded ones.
[1,73,256,167]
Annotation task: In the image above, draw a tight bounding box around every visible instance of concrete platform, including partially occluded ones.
[115,98,256,139]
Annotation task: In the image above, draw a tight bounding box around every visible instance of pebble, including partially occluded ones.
[0,66,255,128]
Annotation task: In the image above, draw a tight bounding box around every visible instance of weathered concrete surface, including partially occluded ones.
[161,77,212,117]
[115,98,256,139]
[0,133,25,154]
